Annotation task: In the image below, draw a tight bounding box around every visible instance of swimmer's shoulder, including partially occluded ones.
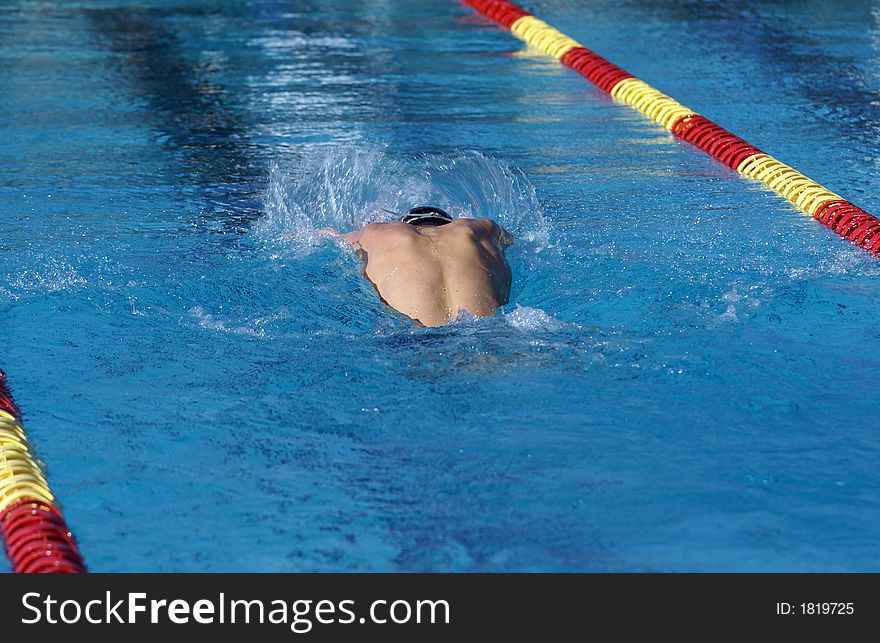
[444,218,513,247]
[356,221,419,246]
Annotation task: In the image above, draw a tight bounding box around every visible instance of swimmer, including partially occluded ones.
[320,206,514,327]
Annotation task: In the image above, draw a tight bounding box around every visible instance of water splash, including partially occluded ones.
[255,145,552,263]
[2,257,88,300]
[502,305,571,332]
[187,305,292,338]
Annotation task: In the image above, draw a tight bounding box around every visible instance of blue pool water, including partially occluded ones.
[2,0,879,571]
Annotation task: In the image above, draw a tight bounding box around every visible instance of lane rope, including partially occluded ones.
[0,370,86,573]
[462,0,880,258]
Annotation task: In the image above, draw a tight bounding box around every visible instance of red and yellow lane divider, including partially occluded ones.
[462,0,880,257]
[0,370,86,573]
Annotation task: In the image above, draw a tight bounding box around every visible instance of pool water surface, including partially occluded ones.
[1,0,879,571]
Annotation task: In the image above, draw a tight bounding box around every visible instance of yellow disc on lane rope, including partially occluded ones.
[737,153,841,216]
[610,78,694,131]
[510,15,581,59]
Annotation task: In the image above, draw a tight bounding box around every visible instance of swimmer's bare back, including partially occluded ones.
[320,218,513,327]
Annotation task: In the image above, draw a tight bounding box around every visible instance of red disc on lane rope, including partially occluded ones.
[562,47,633,94]
[846,216,879,242]
[17,543,84,571]
[0,371,22,420]
[2,501,70,527]
[1,498,86,574]
[832,208,864,232]
[810,200,880,255]
[816,200,847,226]
[25,558,85,574]
[672,114,763,170]
[839,212,872,236]
[3,511,72,535]
[0,395,18,418]
[7,523,81,556]
[853,221,880,246]
[7,526,78,557]
[463,0,530,29]
[3,507,79,543]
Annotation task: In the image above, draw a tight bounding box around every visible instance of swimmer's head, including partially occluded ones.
[382,206,453,227]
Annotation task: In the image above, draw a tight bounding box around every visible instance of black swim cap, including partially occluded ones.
[400,206,453,227]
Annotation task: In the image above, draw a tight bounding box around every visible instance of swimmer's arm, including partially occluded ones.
[318,228,361,246]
